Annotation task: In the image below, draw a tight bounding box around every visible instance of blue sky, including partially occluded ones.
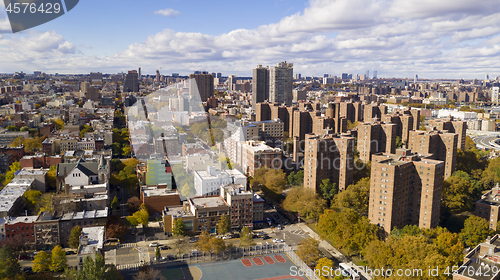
[1,0,500,78]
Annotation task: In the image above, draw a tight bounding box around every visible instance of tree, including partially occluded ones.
[3,161,20,186]
[9,136,24,148]
[23,190,42,210]
[51,119,65,131]
[68,226,82,249]
[315,257,334,280]
[419,115,426,130]
[210,237,226,255]
[263,168,287,194]
[217,214,231,235]
[32,251,51,272]
[180,182,195,198]
[80,125,94,138]
[297,238,321,266]
[132,209,149,227]
[459,215,492,248]
[332,177,370,215]
[76,253,108,280]
[442,174,478,213]
[319,179,337,202]
[127,196,141,213]
[0,245,21,279]
[287,171,297,186]
[133,266,165,280]
[106,215,127,239]
[347,120,358,130]
[283,187,327,221]
[172,219,186,237]
[155,244,161,261]
[481,157,500,188]
[111,196,119,210]
[239,227,255,248]
[50,245,67,272]
[395,136,403,148]
[195,231,213,254]
[47,165,57,190]
[126,216,138,227]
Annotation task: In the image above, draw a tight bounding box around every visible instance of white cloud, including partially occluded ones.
[2,0,500,78]
[154,8,181,18]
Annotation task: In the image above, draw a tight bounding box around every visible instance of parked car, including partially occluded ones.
[65,251,76,255]
[160,245,170,250]
[277,225,284,230]
[146,236,158,241]
[149,242,159,247]
[222,235,232,240]
[273,238,284,243]
[261,235,269,240]
[17,255,29,260]
[22,267,34,275]
[188,237,198,243]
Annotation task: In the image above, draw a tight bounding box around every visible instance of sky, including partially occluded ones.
[1,0,500,79]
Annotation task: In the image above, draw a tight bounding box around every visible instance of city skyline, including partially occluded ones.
[1,0,500,78]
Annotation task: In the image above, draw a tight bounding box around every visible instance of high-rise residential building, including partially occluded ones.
[269,61,293,106]
[492,87,500,105]
[369,149,444,233]
[138,67,141,80]
[228,75,237,91]
[428,118,467,151]
[252,65,269,109]
[303,133,355,192]
[357,122,397,162]
[155,70,160,82]
[189,72,214,102]
[124,70,139,92]
[408,130,457,179]
[476,185,500,230]
[255,103,271,122]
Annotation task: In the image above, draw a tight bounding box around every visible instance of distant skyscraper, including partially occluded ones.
[269,61,293,106]
[373,70,377,79]
[294,73,301,80]
[414,74,418,83]
[216,73,222,78]
[155,70,160,82]
[138,68,141,80]
[486,74,490,80]
[172,73,179,77]
[124,70,139,92]
[189,72,214,102]
[228,75,237,91]
[90,72,102,83]
[341,73,348,80]
[365,70,369,79]
[323,73,329,78]
[252,65,269,109]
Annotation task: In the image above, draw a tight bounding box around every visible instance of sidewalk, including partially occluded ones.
[297,223,372,280]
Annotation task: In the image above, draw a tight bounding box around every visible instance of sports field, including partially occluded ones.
[160,253,306,280]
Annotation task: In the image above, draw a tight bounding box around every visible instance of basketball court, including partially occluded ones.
[159,253,306,280]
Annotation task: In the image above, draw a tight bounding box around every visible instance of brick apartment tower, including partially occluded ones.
[303,133,355,193]
[369,149,445,233]
[408,130,458,179]
[189,72,214,102]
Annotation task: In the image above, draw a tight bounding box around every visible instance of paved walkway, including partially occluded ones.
[296,223,372,280]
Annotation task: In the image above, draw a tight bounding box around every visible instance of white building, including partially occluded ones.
[194,166,247,196]
[492,87,500,105]
[77,226,105,268]
[482,119,496,132]
[16,169,48,192]
[436,109,477,120]
[0,178,35,218]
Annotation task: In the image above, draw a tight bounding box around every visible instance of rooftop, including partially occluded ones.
[61,207,108,221]
[190,196,228,209]
[6,215,38,225]
[142,187,179,197]
[162,205,193,218]
[0,178,34,214]
[17,168,48,176]
[78,226,105,256]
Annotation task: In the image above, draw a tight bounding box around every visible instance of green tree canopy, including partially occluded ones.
[319,179,337,202]
[32,251,51,272]
[283,187,327,221]
[297,238,321,266]
[459,215,492,248]
[68,225,82,249]
[239,227,255,248]
[172,219,187,237]
[332,177,370,215]
[0,245,21,279]
[50,245,67,272]
[217,214,231,235]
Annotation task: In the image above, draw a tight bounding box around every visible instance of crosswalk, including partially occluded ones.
[118,243,136,249]
[287,229,308,237]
